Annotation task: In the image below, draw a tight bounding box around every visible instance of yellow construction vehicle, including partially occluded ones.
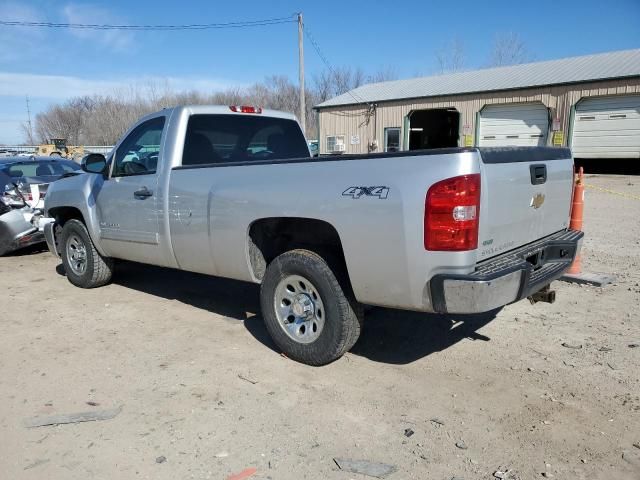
[37,139,84,160]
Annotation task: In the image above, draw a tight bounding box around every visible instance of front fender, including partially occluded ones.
[45,173,108,257]
[43,220,59,257]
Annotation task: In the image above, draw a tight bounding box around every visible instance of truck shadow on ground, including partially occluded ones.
[56,260,498,365]
[349,307,496,364]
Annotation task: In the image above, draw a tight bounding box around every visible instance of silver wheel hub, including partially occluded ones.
[274,274,325,344]
[291,293,314,318]
[66,234,87,276]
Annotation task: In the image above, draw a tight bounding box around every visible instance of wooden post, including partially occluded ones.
[298,13,306,138]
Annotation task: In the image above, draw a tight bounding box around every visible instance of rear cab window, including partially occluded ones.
[181,114,309,166]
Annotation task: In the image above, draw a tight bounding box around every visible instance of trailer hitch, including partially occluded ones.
[528,284,556,305]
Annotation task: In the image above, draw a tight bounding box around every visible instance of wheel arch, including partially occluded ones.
[247,217,352,287]
[48,205,108,257]
[48,205,85,225]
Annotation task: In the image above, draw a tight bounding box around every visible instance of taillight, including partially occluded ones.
[229,105,262,114]
[424,174,481,251]
[23,192,44,201]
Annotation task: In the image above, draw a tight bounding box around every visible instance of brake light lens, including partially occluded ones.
[22,191,46,201]
[229,105,262,114]
[424,174,481,251]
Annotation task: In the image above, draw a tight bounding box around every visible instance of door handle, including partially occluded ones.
[134,187,153,199]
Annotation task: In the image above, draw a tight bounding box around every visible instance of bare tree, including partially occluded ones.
[20,123,36,144]
[34,97,94,144]
[366,66,398,84]
[312,66,396,104]
[489,32,533,67]
[435,37,466,74]
[312,66,365,101]
[83,96,136,145]
[311,70,333,104]
[29,66,401,145]
[249,75,299,113]
[334,66,366,95]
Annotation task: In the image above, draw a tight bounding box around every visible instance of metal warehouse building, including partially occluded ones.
[314,49,640,159]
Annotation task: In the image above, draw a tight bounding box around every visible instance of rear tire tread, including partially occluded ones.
[260,249,362,366]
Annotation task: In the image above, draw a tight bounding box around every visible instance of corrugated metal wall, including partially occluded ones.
[316,77,640,154]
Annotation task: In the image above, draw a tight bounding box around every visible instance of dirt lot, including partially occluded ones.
[1,174,639,480]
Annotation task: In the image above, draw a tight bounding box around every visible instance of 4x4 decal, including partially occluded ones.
[342,186,390,199]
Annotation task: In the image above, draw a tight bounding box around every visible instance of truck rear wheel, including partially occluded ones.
[60,219,113,288]
[260,249,362,366]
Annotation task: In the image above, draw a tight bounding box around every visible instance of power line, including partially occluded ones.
[303,22,376,129]
[302,22,370,108]
[0,15,296,31]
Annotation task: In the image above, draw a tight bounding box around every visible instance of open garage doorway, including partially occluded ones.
[408,108,460,150]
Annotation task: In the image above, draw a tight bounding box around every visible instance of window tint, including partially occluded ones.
[182,114,309,166]
[114,117,165,176]
[3,163,36,177]
[1,161,79,177]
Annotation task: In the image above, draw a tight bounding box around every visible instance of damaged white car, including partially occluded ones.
[0,157,81,256]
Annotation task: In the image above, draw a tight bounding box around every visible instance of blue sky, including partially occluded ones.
[1,0,639,143]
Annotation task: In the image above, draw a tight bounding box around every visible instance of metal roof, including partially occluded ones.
[316,49,640,108]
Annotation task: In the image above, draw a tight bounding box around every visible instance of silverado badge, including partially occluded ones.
[530,193,545,209]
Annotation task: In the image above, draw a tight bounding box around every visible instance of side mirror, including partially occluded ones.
[81,153,108,175]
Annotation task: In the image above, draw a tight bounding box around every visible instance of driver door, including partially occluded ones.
[95,116,166,265]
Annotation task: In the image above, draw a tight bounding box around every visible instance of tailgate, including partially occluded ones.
[477,147,573,261]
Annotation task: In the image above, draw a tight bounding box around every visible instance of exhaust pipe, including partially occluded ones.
[528,285,556,305]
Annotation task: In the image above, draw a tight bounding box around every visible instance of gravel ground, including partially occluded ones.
[0,174,638,480]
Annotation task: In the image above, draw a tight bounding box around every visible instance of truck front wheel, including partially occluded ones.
[60,219,114,288]
[260,249,362,366]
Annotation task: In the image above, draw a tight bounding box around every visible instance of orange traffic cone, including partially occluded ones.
[567,166,584,274]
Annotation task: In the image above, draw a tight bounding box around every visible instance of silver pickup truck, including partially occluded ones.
[43,105,583,365]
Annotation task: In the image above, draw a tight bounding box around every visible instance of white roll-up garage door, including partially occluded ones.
[478,103,549,147]
[571,95,640,159]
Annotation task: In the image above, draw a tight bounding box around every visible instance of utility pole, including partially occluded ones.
[297,12,306,138]
[25,95,34,144]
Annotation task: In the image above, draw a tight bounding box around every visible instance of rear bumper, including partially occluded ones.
[430,230,584,314]
[0,210,44,256]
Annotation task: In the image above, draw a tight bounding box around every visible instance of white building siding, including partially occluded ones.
[317,77,640,154]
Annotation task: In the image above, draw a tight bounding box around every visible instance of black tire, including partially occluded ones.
[60,219,113,288]
[260,249,363,366]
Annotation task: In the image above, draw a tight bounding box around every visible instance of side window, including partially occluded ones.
[113,117,165,177]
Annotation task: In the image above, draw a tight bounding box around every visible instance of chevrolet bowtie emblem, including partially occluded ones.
[530,193,545,209]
